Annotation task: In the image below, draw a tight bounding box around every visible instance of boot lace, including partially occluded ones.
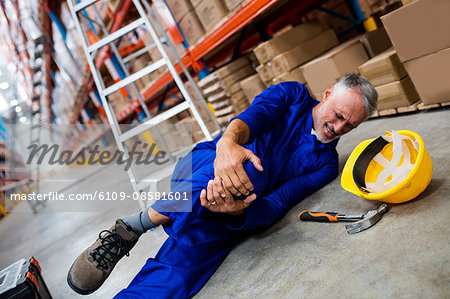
[90,230,130,270]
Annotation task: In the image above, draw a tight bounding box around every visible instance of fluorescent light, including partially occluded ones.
[19,116,27,123]
[7,62,15,72]
[10,99,18,106]
[0,82,9,89]
[15,106,22,112]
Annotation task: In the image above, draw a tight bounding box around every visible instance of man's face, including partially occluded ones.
[313,86,367,143]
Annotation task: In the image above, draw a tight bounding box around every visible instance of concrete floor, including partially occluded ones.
[1,108,449,298]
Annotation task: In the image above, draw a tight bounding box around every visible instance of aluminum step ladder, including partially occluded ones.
[66,0,221,210]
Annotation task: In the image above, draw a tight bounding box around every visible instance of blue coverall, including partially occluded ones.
[115,82,339,298]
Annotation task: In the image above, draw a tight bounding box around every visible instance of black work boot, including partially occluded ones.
[67,219,139,295]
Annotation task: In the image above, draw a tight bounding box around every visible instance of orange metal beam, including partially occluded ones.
[118,39,145,57]
[190,0,278,60]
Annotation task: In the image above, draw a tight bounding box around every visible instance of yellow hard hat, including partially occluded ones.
[341,130,432,203]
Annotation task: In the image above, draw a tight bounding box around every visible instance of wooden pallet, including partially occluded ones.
[372,101,449,118]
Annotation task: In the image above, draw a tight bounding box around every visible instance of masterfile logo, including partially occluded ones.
[26,141,170,171]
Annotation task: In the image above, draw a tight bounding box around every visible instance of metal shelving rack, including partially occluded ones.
[0,0,376,214]
[22,0,374,129]
[113,0,373,122]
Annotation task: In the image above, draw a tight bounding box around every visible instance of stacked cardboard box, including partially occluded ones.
[358,49,418,111]
[165,0,246,46]
[165,0,192,22]
[400,0,415,5]
[240,74,266,103]
[254,23,339,87]
[301,37,369,100]
[165,0,205,46]
[179,11,205,46]
[148,119,192,152]
[128,50,160,91]
[223,0,246,11]
[184,80,220,142]
[192,0,229,32]
[150,83,219,147]
[381,0,450,105]
[197,57,255,127]
[141,21,186,64]
[359,28,392,58]
[107,91,131,114]
[175,114,219,144]
[269,30,339,77]
[253,23,323,65]
[146,78,219,145]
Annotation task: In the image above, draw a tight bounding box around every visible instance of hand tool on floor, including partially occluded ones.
[298,204,389,234]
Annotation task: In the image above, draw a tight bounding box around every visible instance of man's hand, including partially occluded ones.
[214,135,263,196]
[200,178,257,216]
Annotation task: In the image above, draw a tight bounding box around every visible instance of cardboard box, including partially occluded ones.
[381,0,450,62]
[360,28,392,58]
[312,90,324,101]
[375,76,419,110]
[256,63,274,83]
[401,0,415,5]
[208,92,230,103]
[231,97,250,112]
[404,48,450,105]
[301,37,369,93]
[179,10,205,46]
[211,99,230,110]
[216,113,235,126]
[271,30,339,78]
[204,82,226,98]
[184,80,214,121]
[214,57,250,78]
[222,65,254,88]
[229,81,242,94]
[198,57,249,88]
[358,49,407,86]
[189,0,203,7]
[230,90,245,101]
[253,23,323,64]
[240,74,266,102]
[224,0,243,11]
[195,0,228,32]
[272,66,306,85]
[107,0,123,12]
[215,105,234,117]
[165,0,193,22]
[232,100,250,114]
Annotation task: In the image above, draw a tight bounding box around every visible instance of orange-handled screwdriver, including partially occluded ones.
[298,210,364,222]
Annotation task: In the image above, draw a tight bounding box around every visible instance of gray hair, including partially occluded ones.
[333,73,378,117]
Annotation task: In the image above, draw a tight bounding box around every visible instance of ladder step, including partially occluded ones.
[87,18,146,53]
[123,39,166,64]
[119,101,190,142]
[73,0,101,13]
[103,58,166,96]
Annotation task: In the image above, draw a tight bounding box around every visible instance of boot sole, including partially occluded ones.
[67,264,97,295]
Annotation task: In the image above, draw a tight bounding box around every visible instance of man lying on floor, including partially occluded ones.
[67,73,377,298]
